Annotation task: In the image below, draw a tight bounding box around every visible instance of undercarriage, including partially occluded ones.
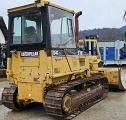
[44,76,109,119]
[2,76,108,119]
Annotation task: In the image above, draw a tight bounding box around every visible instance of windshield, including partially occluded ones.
[48,6,76,48]
[12,12,43,44]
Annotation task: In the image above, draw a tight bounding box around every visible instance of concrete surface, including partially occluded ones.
[0,92,126,120]
[0,68,126,120]
[0,80,9,105]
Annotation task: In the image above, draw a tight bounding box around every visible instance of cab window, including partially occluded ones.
[48,6,76,48]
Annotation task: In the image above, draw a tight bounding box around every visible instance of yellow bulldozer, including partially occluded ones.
[1,0,125,119]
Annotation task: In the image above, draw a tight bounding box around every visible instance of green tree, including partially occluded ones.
[124,31,126,38]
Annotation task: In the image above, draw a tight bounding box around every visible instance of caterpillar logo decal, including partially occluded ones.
[20,51,39,57]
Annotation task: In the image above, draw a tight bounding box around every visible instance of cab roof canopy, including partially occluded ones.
[8,0,75,14]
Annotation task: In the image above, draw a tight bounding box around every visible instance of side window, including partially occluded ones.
[67,19,73,37]
[50,18,62,47]
[12,12,42,44]
[13,17,21,44]
[62,17,68,45]
[51,17,67,47]
[49,6,76,48]
[23,12,42,44]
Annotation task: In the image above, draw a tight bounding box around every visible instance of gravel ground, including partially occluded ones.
[0,67,126,120]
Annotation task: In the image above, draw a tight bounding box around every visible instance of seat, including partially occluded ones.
[24,26,39,43]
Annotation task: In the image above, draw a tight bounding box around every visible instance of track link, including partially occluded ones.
[2,84,25,110]
[44,76,109,119]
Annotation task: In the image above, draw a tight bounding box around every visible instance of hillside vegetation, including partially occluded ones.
[80,25,126,41]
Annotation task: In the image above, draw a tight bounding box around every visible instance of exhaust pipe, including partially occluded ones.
[75,11,82,46]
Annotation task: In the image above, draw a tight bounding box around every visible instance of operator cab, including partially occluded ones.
[8,1,76,53]
[79,35,100,56]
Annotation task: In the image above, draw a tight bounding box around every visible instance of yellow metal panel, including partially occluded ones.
[20,66,39,83]
[39,51,49,83]
[21,67,39,76]
[51,70,87,79]
[67,56,80,71]
[46,57,53,75]
[8,3,36,12]
[6,58,12,80]
[92,68,120,85]
[20,58,39,66]
[11,52,20,74]
[18,83,44,102]
[51,55,82,77]
[79,56,89,70]
[52,75,69,85]
[103,68,119,85]
[6,52,21,82]
[52,56,65,75]
[8,0,75,14]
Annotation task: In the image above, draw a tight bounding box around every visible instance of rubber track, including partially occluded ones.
[44,76,109,120]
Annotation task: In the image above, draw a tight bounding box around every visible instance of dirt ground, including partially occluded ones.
[0,67,126,120]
